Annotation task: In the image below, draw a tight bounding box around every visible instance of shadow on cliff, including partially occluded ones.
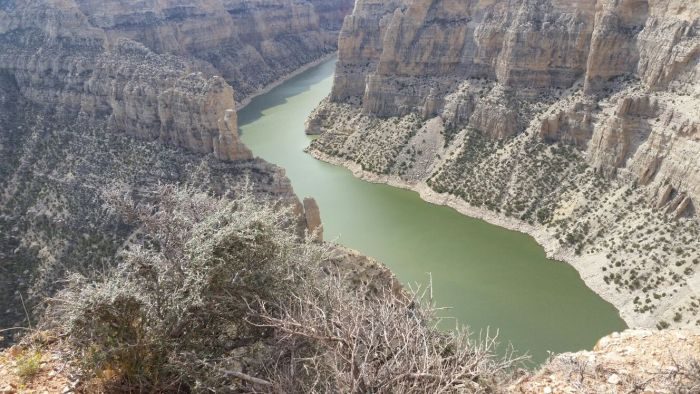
[237,58,336,129]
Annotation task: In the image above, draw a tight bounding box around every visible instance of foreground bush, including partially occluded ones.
[250,274,521,393]
[44,184,521,392]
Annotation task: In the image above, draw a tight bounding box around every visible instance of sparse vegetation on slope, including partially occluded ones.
[309,0,700,332]
[307,95,700,330]
[41,185,522,392]
[0,103,293,342]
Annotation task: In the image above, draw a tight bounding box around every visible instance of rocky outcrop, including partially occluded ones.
[511,329,700,393]
[308,0,700,330]
[331,0,410,103]
[303,197,324,241]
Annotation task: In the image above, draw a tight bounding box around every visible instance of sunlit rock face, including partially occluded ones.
[0,0,355,160]
[68,0,354,100]
[308,0,700,330]
[328,0,699,212]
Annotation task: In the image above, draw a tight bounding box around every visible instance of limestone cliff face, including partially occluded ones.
[69,0,354,101]
[309,0,700,330]
[333,0,697,106]
[330,0,699,198]
[331,0,410,102]
[333,0,597,111]
[324,0,700,212]
[0,0,353,161]
[0,0,252,161]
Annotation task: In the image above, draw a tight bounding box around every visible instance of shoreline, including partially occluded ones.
[236,52,337,111]
[307,148,641,329]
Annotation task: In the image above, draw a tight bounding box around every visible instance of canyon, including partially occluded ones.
[0,0,352,338]
[0,0,698,391]
[307,0,700,330]
[239,58,626,363]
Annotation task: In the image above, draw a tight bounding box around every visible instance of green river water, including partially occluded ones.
[239,58,626,365]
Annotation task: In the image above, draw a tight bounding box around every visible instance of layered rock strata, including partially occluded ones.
[0,0,252,161]
[308,0,700,329]
[0,0,340,340]
[70,0,354,101]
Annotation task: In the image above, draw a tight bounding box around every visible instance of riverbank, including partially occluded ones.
[306,148,638,328]
[240,58,628,362]
[236,52,337,111]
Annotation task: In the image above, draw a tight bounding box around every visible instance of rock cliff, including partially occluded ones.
[510,329,700,393]
[0,0,345,340]
[0,0,252,161]
[70,0,354,101]
[308,0,700,330]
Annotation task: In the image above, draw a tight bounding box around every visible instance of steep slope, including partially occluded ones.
[0,0,342,340]
[511,329,700,393]
[69,0,354,101]
[308,0,700,330]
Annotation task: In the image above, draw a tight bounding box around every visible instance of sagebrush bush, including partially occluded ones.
[44,184,521,392]
[250,273,522,393]
[46,184,323,390]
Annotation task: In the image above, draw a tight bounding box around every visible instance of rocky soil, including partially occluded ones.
[510,329,700,393]
[307,0,700,330]
[0,334,77,394]
[2,328,697,393]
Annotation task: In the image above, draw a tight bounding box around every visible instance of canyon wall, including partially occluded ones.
[0,0,250,161]
[0,0,354,161]
[308,0,700,330]
[0,0,345,338]
[325,0,699,208]
[70,0,354,100]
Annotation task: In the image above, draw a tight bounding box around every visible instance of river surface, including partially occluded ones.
[239,58,626,364]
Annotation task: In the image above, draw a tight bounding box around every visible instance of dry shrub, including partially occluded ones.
[250,274,523,393]
[671,358,700,394]
[45,184,322,390]
[43,184,522,392]
[15,349,42,382]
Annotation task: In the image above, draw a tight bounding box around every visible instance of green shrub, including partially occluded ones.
[16,350,42,381]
